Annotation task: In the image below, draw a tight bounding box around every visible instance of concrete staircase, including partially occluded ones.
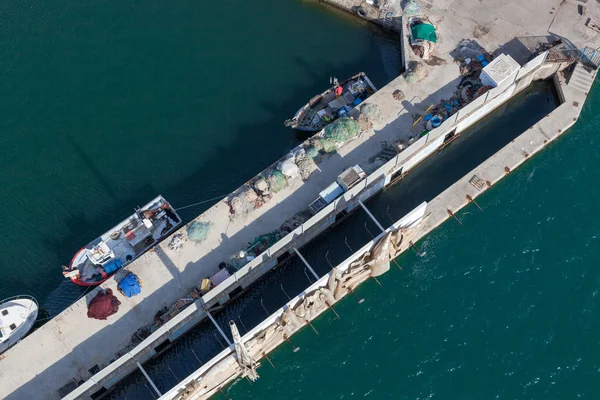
[379,146,398,160]
[568,63,596,93]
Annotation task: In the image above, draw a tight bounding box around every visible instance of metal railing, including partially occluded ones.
[579,47,600,69]
[514,35,600,70]
[515,35,562,56]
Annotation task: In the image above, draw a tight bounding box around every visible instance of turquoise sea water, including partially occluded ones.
[224,84,600,399]
[0,0,399,315]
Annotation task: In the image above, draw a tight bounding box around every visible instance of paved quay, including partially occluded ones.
[2,0,599,398]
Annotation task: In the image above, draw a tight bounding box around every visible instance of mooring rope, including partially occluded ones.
[174,194,228,211]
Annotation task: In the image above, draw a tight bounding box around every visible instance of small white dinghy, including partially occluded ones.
[0,295,39,354]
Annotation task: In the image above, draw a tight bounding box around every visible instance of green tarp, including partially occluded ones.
[411,23,437,43]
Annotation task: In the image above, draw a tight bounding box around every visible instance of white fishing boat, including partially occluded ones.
[0,295,39,354]
[284,72,377,132]
[63,195,182,286]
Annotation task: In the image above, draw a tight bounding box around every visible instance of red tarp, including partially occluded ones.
[87,289,121,320]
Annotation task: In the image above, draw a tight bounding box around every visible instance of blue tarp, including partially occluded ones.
[103,259,123,275]
[118,273,141,298]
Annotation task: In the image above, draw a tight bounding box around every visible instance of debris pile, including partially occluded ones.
[313,137,337,153]
[356,102,380,131]
[402,0,422,16]
[277,158,299,179]
[168,232,186,251]
[305,146,319,158]
[246,230,284,256]
[253,178,270,197]
[454,39,491,80]
[362,141,399,174]
[404,61,426,83]
[360,103,381,121]
[265,170,288,193]
[280,210,312,233]
[295,156,318,180]
[134,287,203,342]
[229,185,260,216]
[455,39,484,60]
[417,47,495,127]
[530,38,562,59]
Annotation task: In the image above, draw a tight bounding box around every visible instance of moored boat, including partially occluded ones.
[284,72,377,132]
[63,195,182,286]
[0,295,39,354]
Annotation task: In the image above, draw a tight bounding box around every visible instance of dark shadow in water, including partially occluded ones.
[64,133,118,200]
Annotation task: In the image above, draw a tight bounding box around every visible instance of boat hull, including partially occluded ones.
[0,296,39,355]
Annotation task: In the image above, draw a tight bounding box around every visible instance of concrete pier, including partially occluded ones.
[157,60,597,400]
[0,0,598,398]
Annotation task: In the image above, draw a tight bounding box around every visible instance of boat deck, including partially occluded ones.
[1,0,598,398]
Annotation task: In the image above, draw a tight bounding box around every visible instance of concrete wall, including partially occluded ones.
[516,52,548,80]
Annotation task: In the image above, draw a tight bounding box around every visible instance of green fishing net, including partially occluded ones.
[187,221,212,242]
[324,117,361,143]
